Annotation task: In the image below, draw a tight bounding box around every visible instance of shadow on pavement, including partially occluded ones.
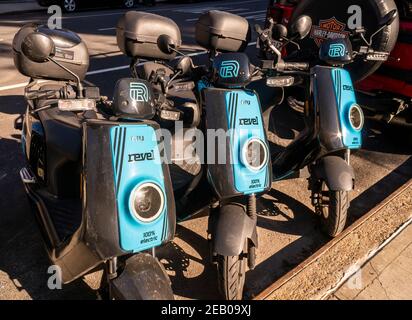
[157,222,221,300]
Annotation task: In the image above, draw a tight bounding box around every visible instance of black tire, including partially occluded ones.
[61,0,77,13]
[289,0,399,82]
[216,252,247,300]
[317,183,349,237]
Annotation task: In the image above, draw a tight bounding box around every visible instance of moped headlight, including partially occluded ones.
[241,138,268,172]
[348,104,364,131]
[130,182,164,223]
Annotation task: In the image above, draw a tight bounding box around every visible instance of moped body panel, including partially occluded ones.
[108,122,176,252]
[319,38,353,66]
[21,118,176,283]
[203,88,271,199]
[312,66,362,150]
[212,53,251,88]
[330,68,362,149]
[272,65,362,180]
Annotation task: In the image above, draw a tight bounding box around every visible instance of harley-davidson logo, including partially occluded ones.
[310,17,350,46]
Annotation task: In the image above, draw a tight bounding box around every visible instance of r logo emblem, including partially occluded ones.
[219,60,240,78]
[329,43,346,57]
[130,82,149,102]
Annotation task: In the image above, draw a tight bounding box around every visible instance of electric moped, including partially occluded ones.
[255,11,396,236]
[116,10,272,300]
[13,24,176,299]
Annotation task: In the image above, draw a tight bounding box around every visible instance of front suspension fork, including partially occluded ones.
[247,194,257,270]
[309,150,351,209]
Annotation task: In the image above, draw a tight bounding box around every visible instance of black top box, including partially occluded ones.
[13,24,89,81]
[195,10,251,52]
[117,11,182,61]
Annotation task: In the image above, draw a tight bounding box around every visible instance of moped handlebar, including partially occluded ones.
[277,61,310,72]
[25,89,62,101]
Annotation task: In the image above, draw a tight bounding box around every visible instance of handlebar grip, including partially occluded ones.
[255,24,263,34]
[282,62,310,71]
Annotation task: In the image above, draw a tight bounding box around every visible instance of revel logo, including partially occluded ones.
[328,43,346,58]
[128,150,154,162]
[239,117,259,126]
[130,82,149,102]
[219,60,240,78]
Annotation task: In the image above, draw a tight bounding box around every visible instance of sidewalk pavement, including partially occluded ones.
[0,0,43,15]
[331,222,412,300]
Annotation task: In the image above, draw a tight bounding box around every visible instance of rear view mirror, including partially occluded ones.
[272,24,288,40]
[157,34,177,54]
[366,9,398,47]
[175,56,193,76]
[21,32,55,63]
[380,9,397,27]
[290,15,312,39]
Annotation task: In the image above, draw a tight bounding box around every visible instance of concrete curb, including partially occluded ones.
[255,179,412,300]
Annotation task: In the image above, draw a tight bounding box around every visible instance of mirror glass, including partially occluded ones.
[272,24,288,40]
[21,32,55,63]
[157,34,176,54]
[290,15,312,39]
[380,9,397,27]
[175,56,193,76]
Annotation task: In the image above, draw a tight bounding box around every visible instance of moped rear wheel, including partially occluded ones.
[216,242,247,300]
[316,183,349,237]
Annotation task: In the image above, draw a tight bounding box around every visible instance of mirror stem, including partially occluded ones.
[368,25,386,46]
[48,57,83,98]
[168,46,186,57]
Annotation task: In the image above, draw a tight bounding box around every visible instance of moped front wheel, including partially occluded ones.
[316,183,349,237]
[216,251,247,300]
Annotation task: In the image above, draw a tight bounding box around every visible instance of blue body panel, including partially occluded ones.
[110,124,168,252]
[331,68,362,149]
[225,90,270,194]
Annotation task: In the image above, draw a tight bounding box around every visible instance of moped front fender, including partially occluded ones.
[110,253,174,300]
[312,156,355,191]
[211,202,257,257]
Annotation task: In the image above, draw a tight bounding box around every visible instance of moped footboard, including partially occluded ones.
[204,88,272,199]
[83,119,176,254]
[312,66,363,150]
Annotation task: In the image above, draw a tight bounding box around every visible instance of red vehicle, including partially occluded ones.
[265,0,411,129]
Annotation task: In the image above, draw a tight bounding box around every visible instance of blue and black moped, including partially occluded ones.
[255,11,396,236]
[13,24,176,299]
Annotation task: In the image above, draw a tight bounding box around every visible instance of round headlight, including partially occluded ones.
[241,138,268,172]
[349,104,364,131]
[130,183,164,223]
